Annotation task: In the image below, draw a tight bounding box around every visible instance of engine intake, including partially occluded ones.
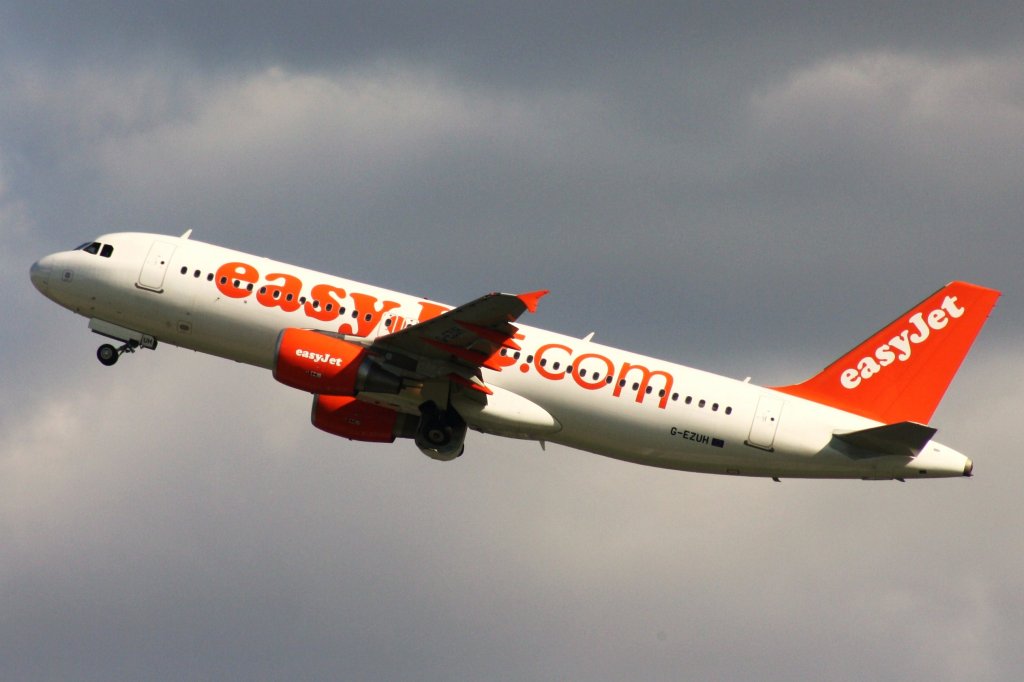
[274,328,402,395]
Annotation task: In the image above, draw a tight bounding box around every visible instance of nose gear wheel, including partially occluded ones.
[96,340,138,366]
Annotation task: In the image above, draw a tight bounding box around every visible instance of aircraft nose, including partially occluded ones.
[963,457,973,477]
[30,256,53,294]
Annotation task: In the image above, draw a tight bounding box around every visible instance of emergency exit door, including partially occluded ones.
[137,241,176,292]
[747,395,784,450]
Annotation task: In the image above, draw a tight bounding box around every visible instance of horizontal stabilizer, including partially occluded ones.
[834,422,937,459]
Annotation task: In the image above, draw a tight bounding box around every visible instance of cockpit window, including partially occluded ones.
[76,241,113,257]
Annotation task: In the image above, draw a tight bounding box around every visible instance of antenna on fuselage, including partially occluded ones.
[180,229,193,239]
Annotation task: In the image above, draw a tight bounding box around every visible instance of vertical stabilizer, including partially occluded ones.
[774,281,1000,424]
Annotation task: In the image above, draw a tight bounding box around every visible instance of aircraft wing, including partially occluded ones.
[369,290,547,390]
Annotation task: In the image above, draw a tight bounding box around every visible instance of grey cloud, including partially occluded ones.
[6,3,1024,78]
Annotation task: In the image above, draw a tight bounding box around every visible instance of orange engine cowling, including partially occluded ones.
[312,395,417,443]
[274,328,403,395]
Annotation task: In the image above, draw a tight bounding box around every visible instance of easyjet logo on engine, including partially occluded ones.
[839,295,965,390]
[295,348,343,366]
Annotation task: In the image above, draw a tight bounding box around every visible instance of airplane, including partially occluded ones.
[30,231,1000,480]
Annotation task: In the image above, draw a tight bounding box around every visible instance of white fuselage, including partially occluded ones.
[30,232,973,479]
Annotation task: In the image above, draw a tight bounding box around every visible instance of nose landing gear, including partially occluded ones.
[96,340,139,366]
[89,320,158,366]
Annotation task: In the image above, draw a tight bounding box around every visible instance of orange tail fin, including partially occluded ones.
[774,281,1000,424]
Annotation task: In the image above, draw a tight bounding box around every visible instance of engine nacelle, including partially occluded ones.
[274,328,402,396]
[312,395,417,443]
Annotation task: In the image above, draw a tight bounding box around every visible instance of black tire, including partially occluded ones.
[97,344,119,366]
[425,424,451,447]
[414,401,467,460]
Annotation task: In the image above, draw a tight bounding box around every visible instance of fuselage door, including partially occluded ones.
[137,241,177,292]
[747,395,784,450]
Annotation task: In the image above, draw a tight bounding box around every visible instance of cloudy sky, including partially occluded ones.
[3,4,1023,680]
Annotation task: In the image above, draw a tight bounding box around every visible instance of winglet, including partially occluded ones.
[516,290,549,314]
[774,281,1000,424]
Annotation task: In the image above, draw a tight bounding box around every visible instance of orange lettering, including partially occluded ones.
[417,301,450,323]
[337,293,401,337]
[614,362,674,409]
[385,316,407,334]
[534,343,573,381]
[572,352,614,390]
[304,283,347,322]
[257,272,303,312]
[215,262,258,299]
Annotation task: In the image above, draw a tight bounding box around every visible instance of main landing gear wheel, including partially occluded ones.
[414,401,468,461]
[97,344,119,366]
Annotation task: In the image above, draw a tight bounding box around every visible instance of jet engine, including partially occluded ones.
[274,328,402,395]
[314,396,467,458]
[312,395,417,443]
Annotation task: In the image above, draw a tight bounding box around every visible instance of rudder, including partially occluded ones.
[774,281,1000,424]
